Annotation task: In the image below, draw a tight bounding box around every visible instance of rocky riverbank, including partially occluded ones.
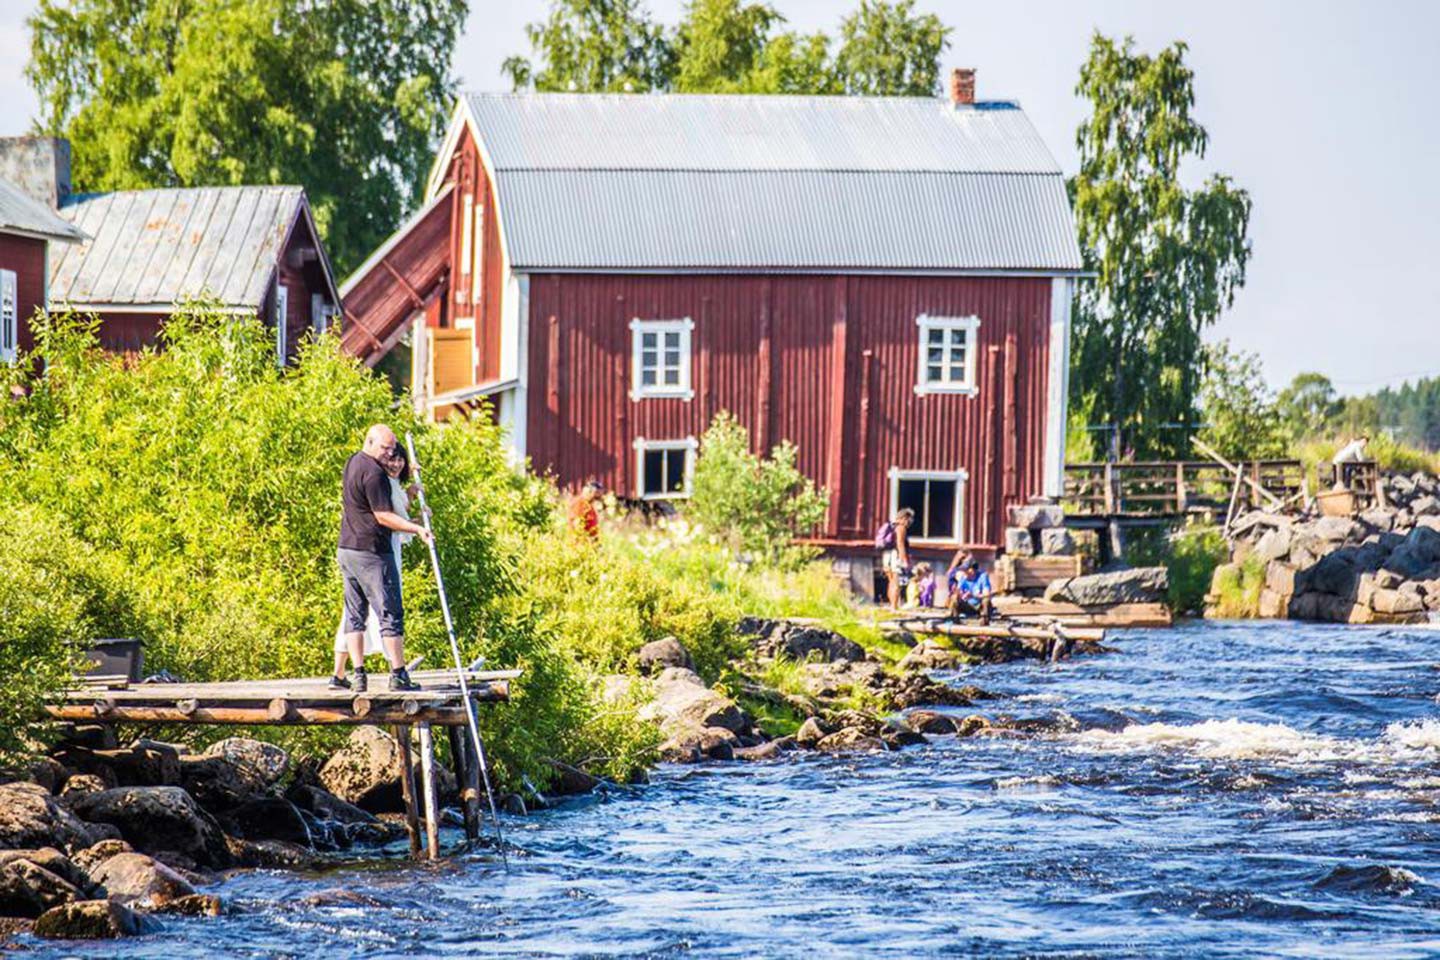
[1210,471,1440,623]
[0,615,1105,943]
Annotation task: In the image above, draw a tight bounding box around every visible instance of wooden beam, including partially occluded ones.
[395,725,422,858]
[45,703,488,726]
[824,277,849,537]
[418,722,440,860]
[381,259,425,311]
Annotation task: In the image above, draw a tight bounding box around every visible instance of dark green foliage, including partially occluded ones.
[504,0,949,96]
[1196,341,1287,460]
[26,0,465,274]
[1069,34,1252,459]
[1127,525,1229,616]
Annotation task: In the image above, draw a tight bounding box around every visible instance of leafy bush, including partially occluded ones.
[687,412,829,564]
[1128,524,1229,616]
[1208,553,1266,619]
[2,308,651,786]
[0,508,141,763]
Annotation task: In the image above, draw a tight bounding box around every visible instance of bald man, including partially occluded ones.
[334,424,432,693]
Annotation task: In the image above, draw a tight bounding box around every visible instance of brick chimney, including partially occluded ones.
[0,137,72,208]
[948,68,976,107]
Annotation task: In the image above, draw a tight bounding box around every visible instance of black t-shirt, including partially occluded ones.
[339,452,395,555]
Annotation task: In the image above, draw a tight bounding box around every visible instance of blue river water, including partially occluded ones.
[21,621,1440,958]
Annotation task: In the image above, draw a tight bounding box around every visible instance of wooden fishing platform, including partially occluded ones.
[46,668,520,862]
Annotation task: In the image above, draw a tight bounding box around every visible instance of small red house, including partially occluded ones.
[48,184,339,362]
[342,77,1082,561]
[0,173,85,362]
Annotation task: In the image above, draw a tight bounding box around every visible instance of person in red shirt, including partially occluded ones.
[568,480,603,540]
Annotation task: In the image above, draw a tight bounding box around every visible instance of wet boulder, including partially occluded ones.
[217,798,313,847]
[319,727,406,813]
[0,783,100,853]
[542,761,600,797]
[794,716,831,748]
[67,787,231,869]
[814,728,887,753]
[897,641,963,672]
[0,858,82,918]
[1044,567,1168,606]
[636,637,695,675]
[0,848,93,895]
[658,727,737,763]
[906,710,959,735]
[70,839,133,876]
[33,899,158,939]
[285,784,380,825]
[203,738,288,789]
[89,852,195,907]
[640,669,747,734]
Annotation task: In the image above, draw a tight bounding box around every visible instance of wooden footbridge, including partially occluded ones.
[46,668,519,861]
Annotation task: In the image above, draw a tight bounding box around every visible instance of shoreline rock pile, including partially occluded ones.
[1003,502,1076,558]
[1213,471,1440,623]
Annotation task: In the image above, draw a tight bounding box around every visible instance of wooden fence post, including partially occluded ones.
[394,725,422,858]
[417,722,440,860]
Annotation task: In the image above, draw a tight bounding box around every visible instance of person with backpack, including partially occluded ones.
[876,507,915,610]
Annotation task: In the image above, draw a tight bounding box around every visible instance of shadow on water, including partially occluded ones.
[22,621,1440,959]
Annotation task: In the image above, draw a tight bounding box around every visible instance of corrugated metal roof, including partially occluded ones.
[462,93,1081,272]
[498,170,1081,272]
[467,93,1061,174]
[50,186,306,309]
[0,177,85,242]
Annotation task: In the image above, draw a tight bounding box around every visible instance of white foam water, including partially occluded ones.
[1071,717,1440,767]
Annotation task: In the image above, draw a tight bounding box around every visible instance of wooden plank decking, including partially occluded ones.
[46,668,519,727]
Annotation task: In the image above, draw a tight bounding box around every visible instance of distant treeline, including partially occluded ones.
[1332,377,1440,452]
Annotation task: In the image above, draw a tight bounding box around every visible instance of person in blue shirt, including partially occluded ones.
[948,559,994,624]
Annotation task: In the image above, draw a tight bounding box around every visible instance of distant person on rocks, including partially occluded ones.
[1331,435,1370,489]
[945,548,973,598]
[877,507,915,610]
[569,480,603,540]
[949,559,994,625]
[333,445,418,684]
[334,424,432,693]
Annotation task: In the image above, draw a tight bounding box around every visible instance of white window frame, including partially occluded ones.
[630,317,694,401]
[914,314,980,396]
[0,269,16,364]
[274,283,289,368]
[888,467,968,544]
[634,436,698,500]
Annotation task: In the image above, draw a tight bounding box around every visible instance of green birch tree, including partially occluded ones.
[1070,34,1252,459]
[25,0,465,274]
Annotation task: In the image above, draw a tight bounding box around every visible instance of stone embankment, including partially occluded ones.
[1211,471,1440,623]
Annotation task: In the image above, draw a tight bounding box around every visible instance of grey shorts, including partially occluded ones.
[337,548,404,638]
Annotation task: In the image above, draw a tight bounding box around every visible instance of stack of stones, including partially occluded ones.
[1004,502,1075,557]
[1213,471,1440,623]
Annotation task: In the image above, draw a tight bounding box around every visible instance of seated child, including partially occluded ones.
[906,561,937,608]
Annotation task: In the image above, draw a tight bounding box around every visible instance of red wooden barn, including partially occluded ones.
[341,74,1083,562]
[47,184,340,362]
[0,141,86,361]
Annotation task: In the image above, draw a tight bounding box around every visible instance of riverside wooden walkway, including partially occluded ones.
[46,668,520,861]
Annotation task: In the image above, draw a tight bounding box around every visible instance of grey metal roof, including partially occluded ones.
[0,177,85,242]
[50,186,307,309]
[463,93,1081,272]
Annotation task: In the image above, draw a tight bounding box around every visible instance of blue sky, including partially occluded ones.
[2,0,1435,394]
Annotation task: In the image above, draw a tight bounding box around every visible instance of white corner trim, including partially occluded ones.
[914,313,981,396]
[1043,277,1074,498]
[629,316,695,402]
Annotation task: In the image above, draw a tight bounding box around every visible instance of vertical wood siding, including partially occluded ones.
[525,272,1053,549]
[0,232,47,353]
[446,128,504,383]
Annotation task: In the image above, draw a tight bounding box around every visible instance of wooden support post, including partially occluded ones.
[1175,462,1188,514]
[394,725,422,858]
[447,723,480,844]
[418,722,441,860]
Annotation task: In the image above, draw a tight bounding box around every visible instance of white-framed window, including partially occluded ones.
[914,314,980,395]
[0,269,17,363]
[634,437,697,499]
[311,293,339,334]
[275,283,289,368]
[888,467,968,542]
[630,317,694,401]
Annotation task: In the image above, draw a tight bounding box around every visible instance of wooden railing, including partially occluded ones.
[1062,460,1307,518]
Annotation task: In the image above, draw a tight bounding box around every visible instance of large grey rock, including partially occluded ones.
[1382,526,1440,581]
[741,619,866,663]
[1254,527,1293,564]
[0,849,91,895]
[635,637,694,675]
[1044,567,1168,606]
[33,899,158,939]
[1038,527,1076,556]
[657,727,737,763]
[285,784,379,826]
[319,727,405,813]
[1298,552,1359,598]
[639,670,746,734]
[0,783,99,854]
[66,787,230,869]
[89,852,195,907]
[218,798,313,847]
[794,717,830,747]
[1265,561,1297,598]
[1411,494,1440,517]
[1004,527,1035,557]
[1008,503,1066,530]
[1312,515,1363,543]
[815,728,888,754]
[1371,588,1424,616]
[897,642,963,672]
[202,738,288,789]
[1359,508,1397,533]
